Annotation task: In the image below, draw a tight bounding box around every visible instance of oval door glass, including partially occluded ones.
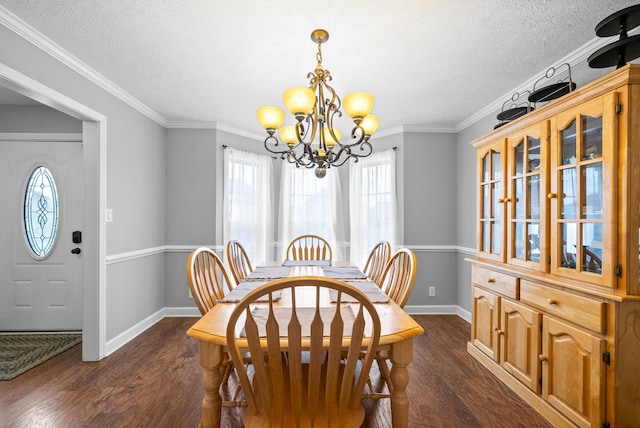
[23,166,59,258]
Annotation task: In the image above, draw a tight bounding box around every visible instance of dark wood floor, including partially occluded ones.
[0,315,552,427]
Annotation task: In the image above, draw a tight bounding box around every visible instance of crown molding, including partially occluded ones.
[165,120,218,129]
[214,122,264,140]
[4,3,633,137]
[455,28,640,132]
[0,5,168,127]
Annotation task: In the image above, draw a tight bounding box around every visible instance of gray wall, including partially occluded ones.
[1,23,167,344]
[4,9,630,352]
[0,105,82,132]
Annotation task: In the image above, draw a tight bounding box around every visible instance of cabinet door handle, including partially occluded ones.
[547,192,557,199]
[539,355,548,362]
[547,298,557,305]
[487,278,496,283]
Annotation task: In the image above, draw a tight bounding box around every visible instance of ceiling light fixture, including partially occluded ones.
[256,29,379,178]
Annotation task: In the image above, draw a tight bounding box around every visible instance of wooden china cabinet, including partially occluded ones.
[468,65,640,428]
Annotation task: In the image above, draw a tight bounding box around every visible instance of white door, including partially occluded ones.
[0,140,83,331]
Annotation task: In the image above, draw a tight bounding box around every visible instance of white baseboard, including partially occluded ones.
[105,305,471,357]
[105,308,165,356]
[404,305,471,322]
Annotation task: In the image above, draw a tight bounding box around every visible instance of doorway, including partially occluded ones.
[0,139,84,331]
[0,62,107,361]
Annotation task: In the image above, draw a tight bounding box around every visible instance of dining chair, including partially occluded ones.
[380,247,418,308]
[186,247,246,405]
[368,247,417,398]
[363,240,392,287]
[226,240,254,284]
[226,277,381,427]
[186,247,234,315]
[286,234,333,261]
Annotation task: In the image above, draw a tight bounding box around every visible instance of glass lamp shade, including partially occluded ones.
[343,92,374,119]
[322,127,342,148]
[257,105,285,130]
[283,87,316,116]
[361,114,380,136]
[279,125,298,146]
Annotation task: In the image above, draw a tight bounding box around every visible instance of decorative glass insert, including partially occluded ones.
[23,166,59,258]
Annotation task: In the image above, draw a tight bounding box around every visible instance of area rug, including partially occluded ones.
[0,333,82,380]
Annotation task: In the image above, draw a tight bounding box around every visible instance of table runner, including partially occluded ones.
[218,281,282,303]
[242,306,355,337]
[282,259,332,267]
[322,266,368,279]
[244,265,292,280]
[329,281,389,303]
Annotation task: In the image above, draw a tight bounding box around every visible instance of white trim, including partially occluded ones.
[406,245,475,254]
[0,62,108,362]
[165,121,265,141]
[0,132,83,142]
[105,245,224,264]
[165,120,218,129]
[106,306,469,356]
[216,122,264,140]
[0,5,167,127]
[105,246,166,264]
[404,305,472,322]
[104,308,165,356]
[457,246,476,256]
[105,244,470,264]
[456,28,640,132]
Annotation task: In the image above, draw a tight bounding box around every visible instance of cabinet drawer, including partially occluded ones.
[520,280,606,334]
[472,266,519,299]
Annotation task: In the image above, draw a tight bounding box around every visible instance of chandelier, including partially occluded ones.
[256,29,379,178]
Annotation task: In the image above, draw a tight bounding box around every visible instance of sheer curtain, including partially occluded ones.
[223,148,274,265]
[349,148,398,267]
[279,164,345,260]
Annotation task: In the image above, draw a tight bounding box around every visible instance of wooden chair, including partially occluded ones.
[186,247,234,315]
[368,247,417,398]
[363,241,391,287]
[186,247,245,405]
[226,277,381,427]
[226,240,254,284]
[380,247,417,309]
[286,234,333,261]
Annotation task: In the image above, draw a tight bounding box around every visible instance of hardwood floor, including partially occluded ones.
[0,315,552,427]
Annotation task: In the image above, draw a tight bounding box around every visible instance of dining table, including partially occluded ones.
[186,261,425,428]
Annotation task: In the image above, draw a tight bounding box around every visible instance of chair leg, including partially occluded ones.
[376,355,393,394]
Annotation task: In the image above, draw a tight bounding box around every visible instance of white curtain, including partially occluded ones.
[349,148,398,267]
[223,148,273,264]
[279,164,346,260]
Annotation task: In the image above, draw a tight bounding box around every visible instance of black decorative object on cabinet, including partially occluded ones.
[588,4,640,69]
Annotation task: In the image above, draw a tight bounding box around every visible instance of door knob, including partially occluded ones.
[71,248,81,254]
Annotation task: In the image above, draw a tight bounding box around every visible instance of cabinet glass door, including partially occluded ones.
[507,123,548,271]
[478,140,506,262]
[550,93,616,286]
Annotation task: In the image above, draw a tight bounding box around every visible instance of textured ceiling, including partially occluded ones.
[0,0,638,135]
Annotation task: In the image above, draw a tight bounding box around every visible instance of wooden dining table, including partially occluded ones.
[186,261,424,428]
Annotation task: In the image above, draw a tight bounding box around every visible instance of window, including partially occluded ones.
[23,165,59,258]
[279,164,345,260]
[349,149,398,266]
[223,148,273,265]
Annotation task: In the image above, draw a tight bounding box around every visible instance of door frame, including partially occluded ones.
[0,62,107,361]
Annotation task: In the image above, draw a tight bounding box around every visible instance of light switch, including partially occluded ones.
[106,209,113,223]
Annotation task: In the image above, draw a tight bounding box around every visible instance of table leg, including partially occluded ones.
[198,341,224,428]
[389,338,413,428]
